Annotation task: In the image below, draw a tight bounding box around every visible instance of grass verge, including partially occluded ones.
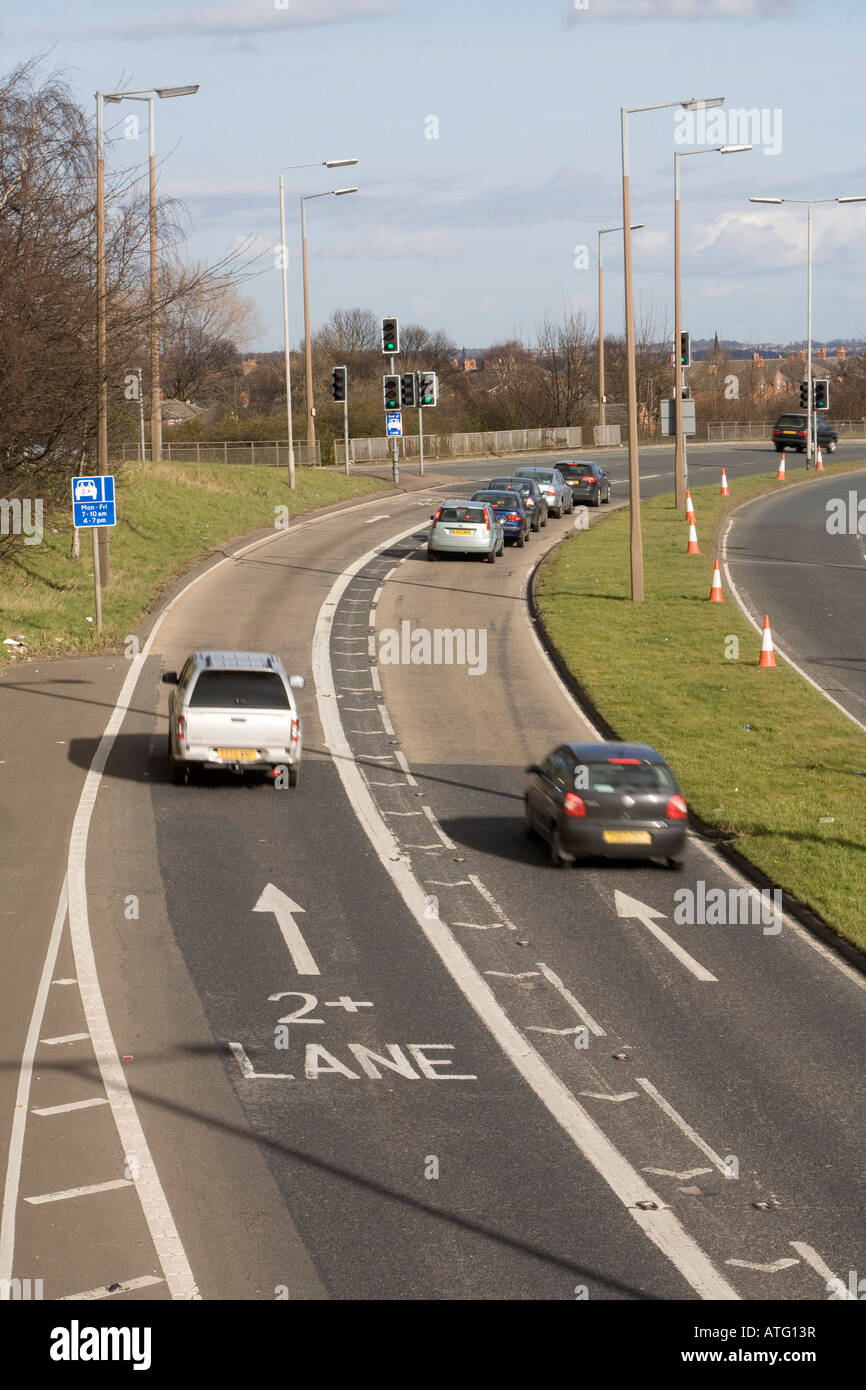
[534,459,866,953]
[0,461,387,664]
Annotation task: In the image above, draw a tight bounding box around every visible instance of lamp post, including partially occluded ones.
[749,194,866,464]
[598,222,644,429]
[621,96,724,601]
[279,159,358,487]
[300,187,358,451]
[674,144,751,508]
[95,84,198,582]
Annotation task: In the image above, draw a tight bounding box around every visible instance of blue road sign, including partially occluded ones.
[385,411,403,438]
[72,475,116,528]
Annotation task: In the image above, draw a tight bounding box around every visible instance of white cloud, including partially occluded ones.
[41,0,397,41]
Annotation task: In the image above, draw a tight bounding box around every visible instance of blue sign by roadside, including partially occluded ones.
[385,412,403,438]
[72,475,116,528]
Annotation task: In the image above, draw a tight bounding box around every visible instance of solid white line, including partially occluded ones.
[422,805,456,848]
[0,879,69,1284]
[40,1033,90,1046]
[467,873,517,931]
[312,521,740,1301]
[59,1275,165,1301]
[32,1098,108,1116]
[535,962,606,1037]
[789,1241,856,1297]
[25,1178,133,1205]
[635,1078,729,1175]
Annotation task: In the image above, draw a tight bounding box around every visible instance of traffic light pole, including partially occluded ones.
[390,351,399,485]
[343,397,350,475]
[418,394,425,477]
[806,201,813,468]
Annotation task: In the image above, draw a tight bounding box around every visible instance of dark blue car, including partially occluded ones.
[470,490,531,547]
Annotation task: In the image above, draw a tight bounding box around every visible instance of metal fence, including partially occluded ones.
[706,419,866,443]
[334,425,583,468]
[113,441,321,467]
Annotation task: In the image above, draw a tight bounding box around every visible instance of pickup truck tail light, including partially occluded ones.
[177,714,186,743]
[291,718,300,744]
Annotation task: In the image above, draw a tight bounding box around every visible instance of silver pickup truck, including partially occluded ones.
[162,650,304,786]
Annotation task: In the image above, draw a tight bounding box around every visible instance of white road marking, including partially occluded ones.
[32,1098,109,1116]
[366,780,408,787]
[368,610,376,628]
[580,1091,639,1103]
[790,1241,856,1298]
[40,1033,90,1046]
[59,1275,164,1301]
[614,891,718,983]
[642,1167,713,1181]
[527,1026,583,1036]
[378,704,396,735]
[364,514,392,523]
[394,750,418,786]
[370,666,381,690]
[726,1257,799,1273]
[252,885,319,975]
[312,521,740,1300]
[403,843,445,851]
[372,587,383,604]
[343,706,376,712]
[467,873,517,931]
[485,970,541,979]
[368,635,377,656]
[383,810,423,817]
[52,978,77,986]
[428,880,472,887]
[636,1078,730,1176]
[422,806,456,849]
[451,922,509,931]
[25,1179,133,1205]
[536,962,606,1037]
[229,1042,294,1081]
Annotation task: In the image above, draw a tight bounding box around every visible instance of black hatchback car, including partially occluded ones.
[555,459,612,506]
[772,414,837,453]
[525,741,688,869]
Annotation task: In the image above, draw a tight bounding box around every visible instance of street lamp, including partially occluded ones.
[674,144,752,508]
[300,187,358,451]
[597,223,644,429]
[749,194,866,464]
[279,158,358,488]
[621,96,724,602]
[95,83,198,586]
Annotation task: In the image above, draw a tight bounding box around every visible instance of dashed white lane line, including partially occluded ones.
[790,1241,857,1299]
[25,1178,133,1205]
[378,703,396,736]
[370,666,381,691]
[314,519,740,1301]
[59,1275,165,1301]
[635,1078,729,1176]
[32,1098,109,1117]
[535,962,606,1037]
[394,750,418,787]
[39,1033,90,1046]
[467,873,517,931]
[422,806,456,849]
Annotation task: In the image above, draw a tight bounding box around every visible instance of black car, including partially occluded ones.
[555,459,611,506]
[488,476,548,530]
[524,741,688,869]
[772,414,837,453]
[470,490,531,546]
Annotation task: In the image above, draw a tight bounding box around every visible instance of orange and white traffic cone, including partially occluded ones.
[776,451,786,481]
[686,519,700,555]
[686,490,696,522]
[708,558,723,602]
[759,614,776,667]
[816,444,824,471]
[720,468,730,496]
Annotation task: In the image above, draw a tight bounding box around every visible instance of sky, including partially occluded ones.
[4,0,866,353]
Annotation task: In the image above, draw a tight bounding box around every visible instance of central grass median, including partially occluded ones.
[0,460,387,664]
[534,460,866,953]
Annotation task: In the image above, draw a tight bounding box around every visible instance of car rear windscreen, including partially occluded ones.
[474,493,521,507]
[440,506,486,523]
[189,670,291,708]
[580,761,675,793]
[558,463,594,478]
[776,416,804,427]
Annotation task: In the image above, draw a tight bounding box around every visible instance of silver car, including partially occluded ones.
[428,500,504,562]
[162,650,305,785]
[512,466,573,518]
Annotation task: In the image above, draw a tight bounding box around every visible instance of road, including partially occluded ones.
[2,440,865,1303]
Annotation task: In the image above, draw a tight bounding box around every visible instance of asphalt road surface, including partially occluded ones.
[2,440,865,1303]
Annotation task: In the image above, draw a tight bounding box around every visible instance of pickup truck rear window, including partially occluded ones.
[188,671,290,708]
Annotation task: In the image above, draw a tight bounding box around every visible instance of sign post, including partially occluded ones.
[72,475,116,636]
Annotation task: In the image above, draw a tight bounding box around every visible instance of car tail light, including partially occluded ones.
[291,718,299,743]
[563,792,587,817]
[484,509,491,530]
[177,714,186,742]
[507,512,520,521]
[525,497,535,507]
[432,506,443,522]
[581,475,596,482]
[666,795,688,820]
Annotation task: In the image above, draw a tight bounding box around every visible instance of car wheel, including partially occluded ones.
[774,443,783,452]
[550,826,574,867]
[602,487,611,504]
[541,514,548,527]
[516,532,525,548]
[593,492,602,507]
[827,440,837,453]
[486,547,496,563]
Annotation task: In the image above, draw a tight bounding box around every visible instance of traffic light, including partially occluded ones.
[383,374,400,410]
[679,331,691,368]
[400,372,417,407]
[418,371,438,407]
[331,366,347,403]
[382,317,399,354]
[813,378,829,411]
[799,380,809,409]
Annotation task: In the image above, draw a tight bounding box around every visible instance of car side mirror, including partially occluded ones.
[161,671,179,684]
[289,675,305,689]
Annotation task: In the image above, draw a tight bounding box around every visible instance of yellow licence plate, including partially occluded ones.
[216,748,257,761]
[449,528,472,535]
[603,829,651,844]
[782,430,795,435]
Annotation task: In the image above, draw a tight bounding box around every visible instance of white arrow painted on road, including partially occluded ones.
[252,884,319,975]
[614,891,718,982]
